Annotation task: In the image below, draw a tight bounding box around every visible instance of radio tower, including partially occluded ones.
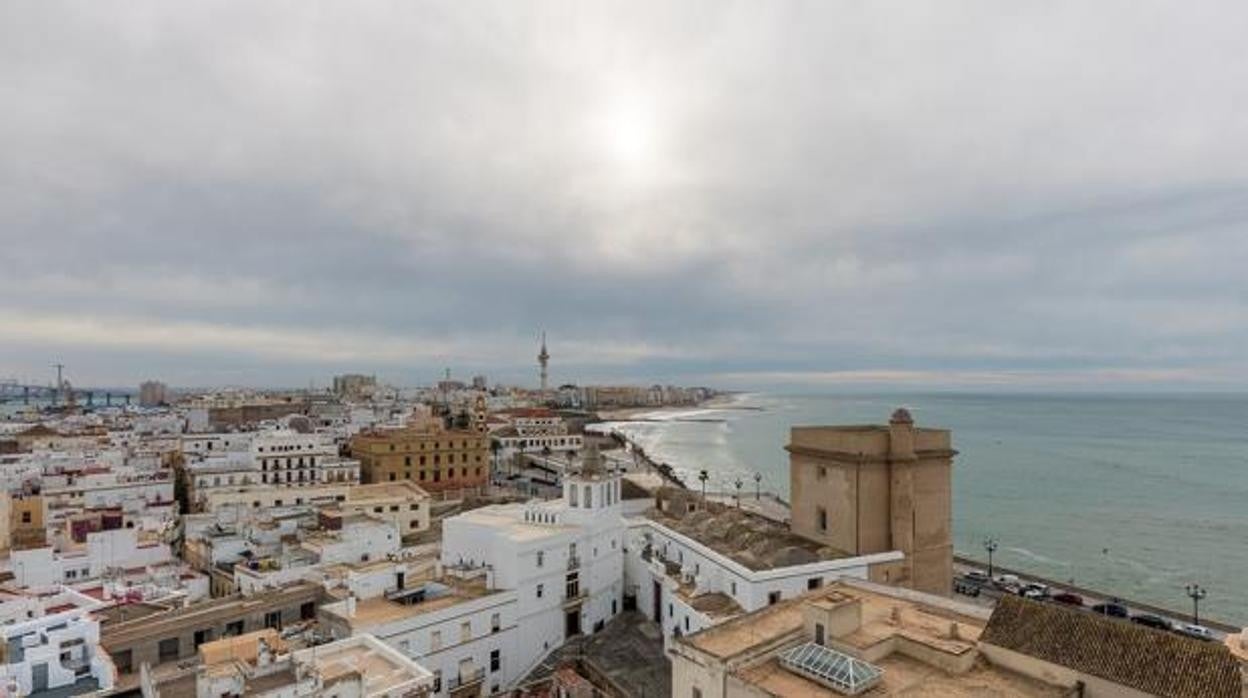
[537,332,550,395]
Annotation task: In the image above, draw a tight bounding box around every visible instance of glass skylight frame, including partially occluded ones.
[778,641,883,695]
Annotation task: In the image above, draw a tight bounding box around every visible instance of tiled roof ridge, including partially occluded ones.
[981,595,1241,698]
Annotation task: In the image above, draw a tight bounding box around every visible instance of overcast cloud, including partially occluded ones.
[2,2,1246,390]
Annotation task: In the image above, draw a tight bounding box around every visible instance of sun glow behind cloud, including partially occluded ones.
[594,91,662,175]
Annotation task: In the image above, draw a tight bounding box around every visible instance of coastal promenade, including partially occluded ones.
[952,555,1238,638]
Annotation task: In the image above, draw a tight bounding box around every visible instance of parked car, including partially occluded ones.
[964,570,990,584]
[1131,614,1172,631]
[1091,602,1129,618]
[1051,592,1084,607]
[953,579,981,597]
[1020,583,1050,599]
[1178,624,1214,641]
[994,574,1020,587]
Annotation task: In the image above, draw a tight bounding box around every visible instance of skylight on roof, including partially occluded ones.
[778,642,883,695]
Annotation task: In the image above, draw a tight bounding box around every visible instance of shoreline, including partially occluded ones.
[595,392,754,422]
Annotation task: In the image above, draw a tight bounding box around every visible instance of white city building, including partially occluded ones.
[490,408,584,464]
[440,445,625,680]
[0,587,116,695]
[185,429,360,510]
[623,492,904,647]
[10,527,175,589]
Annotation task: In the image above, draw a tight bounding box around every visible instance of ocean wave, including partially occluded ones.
[1007,546,1065,567]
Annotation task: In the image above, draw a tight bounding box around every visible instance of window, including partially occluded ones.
[410,503,419,511]
[491,613,501,633]
[731,581,737,596]
[584,485,592,507]
[537,583,544,599]
[20,511,30,524]
[398,639,409,653]
[460,621,471,642]
[264,611,282,629]
[490,649,501,672]
[114,649,132,674]
[158,637,180,661]
[807,577,823,590]
[389,472,396,482]
[684,616,690,632]
[693,688,703,698]
[817,507,827,532]
[815,622,826,646]
[433,670,442,693]
[431,630,442,651]
[225,620,244,636]
[537,551,544,568]
[768,591,782,605]
[817,466,827,480]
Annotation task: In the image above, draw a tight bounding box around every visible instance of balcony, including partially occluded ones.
[562,586,588,608]
[447,665,486,695]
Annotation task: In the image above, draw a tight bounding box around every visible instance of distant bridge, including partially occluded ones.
[0,379,136,407]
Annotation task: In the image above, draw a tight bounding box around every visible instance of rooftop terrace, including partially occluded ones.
[324,576,497,628]
[685,580,1066,697]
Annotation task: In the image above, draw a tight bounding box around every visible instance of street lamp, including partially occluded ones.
[1185,583,1207,626]
[983,538,999,579]
[733,477,743,508]
[753,472,762,500]
[698,469,709,505]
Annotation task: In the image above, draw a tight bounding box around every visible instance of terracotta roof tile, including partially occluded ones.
[982,595,1241,698]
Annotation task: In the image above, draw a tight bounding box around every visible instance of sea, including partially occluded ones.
[600,392,1248,626]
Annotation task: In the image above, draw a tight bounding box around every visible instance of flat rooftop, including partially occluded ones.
[453,505,575,543]
[309,641,428,694]
[326,577,496,628]
[644,504,848,571]
[686,581,985,659]
[688,581,1065,697]
[737,652,1066,697]
[345,481,428,501]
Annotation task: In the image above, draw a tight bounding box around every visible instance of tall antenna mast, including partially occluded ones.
[537,331,550,395]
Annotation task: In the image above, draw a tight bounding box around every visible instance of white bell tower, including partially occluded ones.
[562,443,621,524]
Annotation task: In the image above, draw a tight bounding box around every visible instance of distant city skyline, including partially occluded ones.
[3,3,1247,391]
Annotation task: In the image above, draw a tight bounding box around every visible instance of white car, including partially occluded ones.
[1179,624,1214,641]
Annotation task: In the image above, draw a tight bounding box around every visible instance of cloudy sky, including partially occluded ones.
[2,2,1246,391]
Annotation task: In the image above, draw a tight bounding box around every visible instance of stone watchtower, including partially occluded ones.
[785,409,955,595]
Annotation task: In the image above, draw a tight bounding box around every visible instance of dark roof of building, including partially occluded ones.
[981,595,1242,698]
